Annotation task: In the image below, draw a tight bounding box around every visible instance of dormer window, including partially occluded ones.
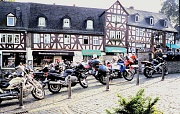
[135,15,139,22]
[38,17,46,27]
[150,18,154,25]
[164,20,168,27]
[63,18,70,28]
[7,13,16,26]
[86,20,93,30]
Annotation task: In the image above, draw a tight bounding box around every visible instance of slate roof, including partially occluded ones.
[0,2,30,31]
[0,1,177,34]
[125,7,177,33]
[28,3,105,35]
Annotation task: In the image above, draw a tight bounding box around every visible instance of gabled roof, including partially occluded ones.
[0,1,177,33]
[125,7,177,33]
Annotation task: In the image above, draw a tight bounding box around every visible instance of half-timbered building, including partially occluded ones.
[0,2,28,69]
[0,1,177,69]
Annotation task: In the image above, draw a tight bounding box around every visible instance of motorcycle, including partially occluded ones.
[33,64,64,88]
[108,61,134,81]
[141,55,168,78]
[0,65,45,104]
[47,63,88,94]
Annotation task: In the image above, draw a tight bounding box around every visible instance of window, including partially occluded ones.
[112,15,121,23]
[93,37,99,45]
[7,13,16,26]
[116,15,122,23]
[14,34,20,44]
[34,34,40,43]
[0,34,6,43]
[86,20,93,30]
[2,52,25,68]
[83,36,89,44]
[164,20,167,27]
[135,15,139,22]
[38,17,46,27]
[150,18,154,25]
[64,35,70,44]
[63,18,70,28]
[110,31,115,39]
[7,34,13,43]
[116,31,121,39]
[44,34,50,44]
[136,28,139,36]
[139,29,143,36]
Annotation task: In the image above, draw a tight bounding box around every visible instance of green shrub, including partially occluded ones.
[106,89,163,114]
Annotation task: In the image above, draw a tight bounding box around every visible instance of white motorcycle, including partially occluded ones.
[0,65,45,104]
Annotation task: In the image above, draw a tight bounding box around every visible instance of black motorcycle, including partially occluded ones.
[33,64,64,87]
[47,63,88,93]
[141,56,168,78]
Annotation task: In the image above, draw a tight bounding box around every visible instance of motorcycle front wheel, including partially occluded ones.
[79,78,88,88]
[31,88,45,100]
[99,73,107,85]
[122,70,134,81]
[48,84,61,94]
[144,68,154,78]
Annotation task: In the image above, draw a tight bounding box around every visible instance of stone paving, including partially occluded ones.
[0,73,180,114]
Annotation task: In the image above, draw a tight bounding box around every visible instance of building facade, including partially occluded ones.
[0,1,177,69]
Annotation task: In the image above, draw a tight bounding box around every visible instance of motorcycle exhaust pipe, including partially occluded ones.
[49,81,64,85]
[0,91,18,97]
[0,96,18,100]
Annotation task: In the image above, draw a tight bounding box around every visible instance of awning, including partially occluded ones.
[82,50,101,56]
[166,44,180,49]
[105,47,127,53]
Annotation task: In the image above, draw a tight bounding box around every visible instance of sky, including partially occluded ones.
[16,0,163,13]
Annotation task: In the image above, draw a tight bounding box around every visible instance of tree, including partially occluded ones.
[160,0,179,25]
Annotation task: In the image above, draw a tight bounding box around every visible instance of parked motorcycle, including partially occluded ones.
[47,63,88,94]
[109,61,134,81]
[141,56,168,78]
[0,65,45,104]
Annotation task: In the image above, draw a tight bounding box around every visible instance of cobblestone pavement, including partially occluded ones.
[0,73,180,114]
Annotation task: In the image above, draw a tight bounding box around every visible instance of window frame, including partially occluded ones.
[83,36,89,45]
[38,17,46,27]
[164,20,168,27]
[135,15,139,22]
[7,34,13,43]
[64,34,70,44]
[150,18,154,25]
[0,34,6,43]
[136,28,140,36]
[86,20,93,30]
[63,18,70,28]
[33,34,40,43]
[116,31,121,39]
[112,15,121,23]
[93,36,99,45]
[44,34,50,44]
[14,34,20,44]
[7,13,16,26]
[110,31,115,39]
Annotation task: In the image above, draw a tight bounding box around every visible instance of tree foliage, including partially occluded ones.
[160,0,179,25]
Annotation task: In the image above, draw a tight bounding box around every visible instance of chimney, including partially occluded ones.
[129,6,134,9]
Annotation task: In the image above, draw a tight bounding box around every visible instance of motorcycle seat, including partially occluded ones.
[0,82,10,88]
